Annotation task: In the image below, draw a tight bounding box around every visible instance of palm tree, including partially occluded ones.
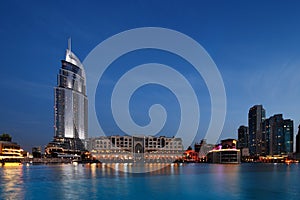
[0,133,12,142]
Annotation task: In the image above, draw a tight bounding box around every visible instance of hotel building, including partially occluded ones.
[54,43,88,141]
[87,135,184,163]
[46,42,88,157]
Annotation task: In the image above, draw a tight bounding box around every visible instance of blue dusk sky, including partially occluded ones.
[1,0,300,151]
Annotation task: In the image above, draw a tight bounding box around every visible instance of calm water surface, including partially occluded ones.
[0,163,299,200]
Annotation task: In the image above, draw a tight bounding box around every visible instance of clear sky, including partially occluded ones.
[1,0,300,151]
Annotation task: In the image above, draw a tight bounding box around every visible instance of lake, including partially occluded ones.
[0,163,299,200]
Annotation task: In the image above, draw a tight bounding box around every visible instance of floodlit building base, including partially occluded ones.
[0,141,24,165]
[88,135,184,163]
[91,150,183,163]
[259,155,290,163]
[207,149,241,164]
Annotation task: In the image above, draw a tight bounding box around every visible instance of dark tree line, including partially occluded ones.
[0,133,12,142]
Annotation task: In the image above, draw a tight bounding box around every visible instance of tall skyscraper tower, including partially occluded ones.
[248,105,265,156]
[54,41,88,144]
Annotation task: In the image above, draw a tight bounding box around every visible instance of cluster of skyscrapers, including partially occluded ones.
[238,105,298,157]
[46,43,300,162]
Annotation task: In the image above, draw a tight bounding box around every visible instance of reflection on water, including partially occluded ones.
[0,163,299,200]
[104,163,181,175]
[210,164,240,198]
[0,166,24,199]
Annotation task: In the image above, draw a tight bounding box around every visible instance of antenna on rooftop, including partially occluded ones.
[68,37,71,51]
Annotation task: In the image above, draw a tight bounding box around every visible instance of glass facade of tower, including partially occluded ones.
[54,49,88,141]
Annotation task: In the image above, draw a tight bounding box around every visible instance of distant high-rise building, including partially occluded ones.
[54,43,88,141]
[248,105,265,156]
[261,117,270,156]
[296,125,300,154]
[238,125,249,149]
[262,114,293,155]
